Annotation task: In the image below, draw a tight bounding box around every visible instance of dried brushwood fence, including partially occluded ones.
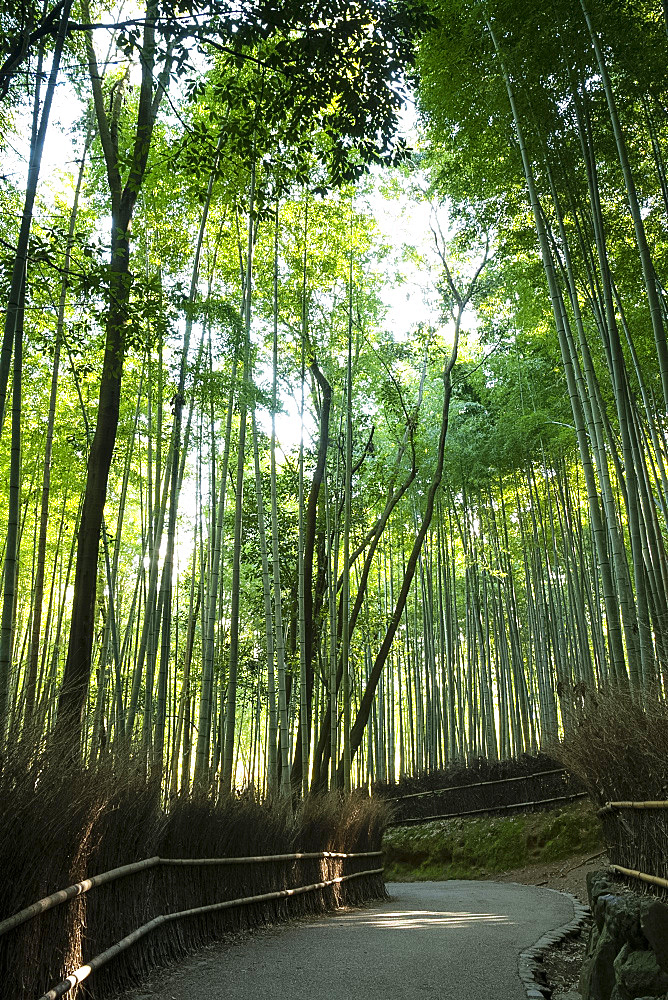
[382,755,586,826]
[556,691,668,901]
[3,849,383,1000]
[598,800,668,899]
[0,755,389,1000]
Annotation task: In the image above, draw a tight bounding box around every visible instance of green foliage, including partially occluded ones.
[1,0,666,821]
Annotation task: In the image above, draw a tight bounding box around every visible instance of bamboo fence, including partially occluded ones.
[387,767,586,824]
[0,851,379,938]
[597,800,668,899]
[393,767,568,801]
[37,865,383,1000]
[2,849,385,1000]
[389,791,588,826]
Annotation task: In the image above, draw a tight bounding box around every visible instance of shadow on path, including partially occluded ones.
[125,881,574,1000]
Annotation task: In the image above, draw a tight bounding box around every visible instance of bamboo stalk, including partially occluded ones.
[599,800,668,815]
[0,851,382,937]
[393,768,568,801]
[161,851,383,864]
[37,868,385,1000]
[610,863,668,891]
[390,792,589,826]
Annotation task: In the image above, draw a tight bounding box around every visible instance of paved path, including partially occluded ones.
[130,881,575,1000]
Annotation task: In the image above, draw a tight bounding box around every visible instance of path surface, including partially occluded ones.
[128,881,575,1000]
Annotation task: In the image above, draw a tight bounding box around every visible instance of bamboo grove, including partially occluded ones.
[0,0,667,799]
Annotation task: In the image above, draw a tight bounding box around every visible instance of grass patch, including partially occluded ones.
[382,800,603,881]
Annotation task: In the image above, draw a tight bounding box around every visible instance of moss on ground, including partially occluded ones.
[382,800,603,881]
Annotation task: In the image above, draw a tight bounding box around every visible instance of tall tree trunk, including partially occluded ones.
[0,0,73,431]
[338,247,486,780]
[268,207,291,798]
[221,162,256,795]
[25,129,90,721]
[57,0,170,739]
[580,0,668,413]
[0,274,24,735]
[290,359,331,791]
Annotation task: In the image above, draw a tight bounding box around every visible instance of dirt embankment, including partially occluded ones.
[491,846,607,903]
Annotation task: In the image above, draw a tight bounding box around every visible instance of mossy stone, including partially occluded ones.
[580,923,621,1000]
[606,896,645,950]
[640,901,668,974]
[613,944,668,999]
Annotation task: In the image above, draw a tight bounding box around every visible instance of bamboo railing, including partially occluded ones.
[609,864,668,892]
[389,791,588,826]
[393,767,567,802]
[386,766,586,825]
[37,864,383,1000]
[0,850,380,938]
[598,800,668,815]
[2,849,384,999]
[598,799,668,899]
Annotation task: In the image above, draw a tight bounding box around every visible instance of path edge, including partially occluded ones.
[514,885,590,999]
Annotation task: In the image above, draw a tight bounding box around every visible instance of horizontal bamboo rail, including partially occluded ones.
[392,768,567,802]
[389,791,588,826]
[0,857,162,938]
[0,850,382,938]
[162,851,382,865]
[610,863,668,892]
[598,800,668,816]
[38,867,384,1000]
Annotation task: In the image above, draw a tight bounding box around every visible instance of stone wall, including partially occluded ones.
[580,871,668,1000]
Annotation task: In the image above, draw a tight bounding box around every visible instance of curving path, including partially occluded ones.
[128,881,575,1000]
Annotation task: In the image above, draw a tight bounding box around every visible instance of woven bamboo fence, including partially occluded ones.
[387,767,587,825]
[598,800,668,899]
[0,848,384,1000]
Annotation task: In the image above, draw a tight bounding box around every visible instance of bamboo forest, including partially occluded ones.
[1,0,667,801]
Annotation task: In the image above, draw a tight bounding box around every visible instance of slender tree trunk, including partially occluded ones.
[269,206,290,798]
[0,0,73,431]
[221,163,256,795]
[0,274,24,735]
[338,257,483,779]
[580,0,668,412]
[57,0,170,740]
[251,407,277,789]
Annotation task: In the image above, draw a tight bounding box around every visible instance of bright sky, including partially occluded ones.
[262,183,442,455]
[374,191,441,335]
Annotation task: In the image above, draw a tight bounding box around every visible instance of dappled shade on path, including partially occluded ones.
[123,881,574,1000]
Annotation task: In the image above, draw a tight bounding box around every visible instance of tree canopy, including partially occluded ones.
[0,0,666,795]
